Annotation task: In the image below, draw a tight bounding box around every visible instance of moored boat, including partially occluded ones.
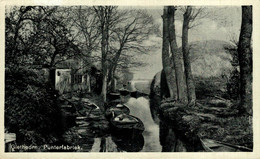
[118,88,130,96]
[107,92,121,101]
[110,113,145,135]
[105,104,130,119]
[200,138,252,152]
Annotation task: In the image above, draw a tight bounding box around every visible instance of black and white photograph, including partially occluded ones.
[1,1,258,157]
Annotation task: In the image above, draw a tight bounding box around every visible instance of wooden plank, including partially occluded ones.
[5,133,16,143]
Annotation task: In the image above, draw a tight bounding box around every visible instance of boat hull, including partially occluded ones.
[110,114,145,136]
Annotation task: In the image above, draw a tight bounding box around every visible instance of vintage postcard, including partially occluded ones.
[0,0,259,159]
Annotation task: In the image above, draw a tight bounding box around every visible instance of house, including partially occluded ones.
[49,62,102,94]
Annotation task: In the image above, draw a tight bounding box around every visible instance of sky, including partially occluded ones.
[130,6,241,80]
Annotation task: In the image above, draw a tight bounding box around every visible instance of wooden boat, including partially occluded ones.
[105,104,130,119]
[76,114,104,121]
[107,92,121,101]
[108,99,122,107]
[130,91,149,98]
[118,88,149,98]
[119,88,130,96]
[110,114,145,135]
[84,102,98,109]
[200,138,252,152]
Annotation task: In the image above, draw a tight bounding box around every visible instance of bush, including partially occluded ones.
[5,68,64,146]
[194,76,228,99]
[226,68,240,100]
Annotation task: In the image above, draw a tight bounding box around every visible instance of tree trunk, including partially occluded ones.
[111,67,117,92]
[108,63,117,92]
[100,7,109,104]
[111,78,117,92]
[101,67,108,104]
[237,6,252,115]
[70,69,76,98]
[162,7,178,99]
[182,6,196,105]
[167,6,187,103]
[86,73,91,93]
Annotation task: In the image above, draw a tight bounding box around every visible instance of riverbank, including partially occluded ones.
[150,71,253,152]
[58,92,108,152]
[158,97,253,151]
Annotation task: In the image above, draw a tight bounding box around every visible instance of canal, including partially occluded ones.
[61,80,162,152]
[126,97,161,152]
[85,96,161,152]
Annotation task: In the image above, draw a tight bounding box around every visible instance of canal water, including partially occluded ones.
[126,97,161,152]
[64,80,162,152]
[102,79,161,152]
[87,96,161,152]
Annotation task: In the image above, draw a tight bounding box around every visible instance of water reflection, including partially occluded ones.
[76,96,161,152]
[111,133,144,152]
[126,97,161,152]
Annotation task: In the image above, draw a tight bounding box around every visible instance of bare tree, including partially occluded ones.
[65,6,101,93]
[237,6,252,115]
[167,6,187,103]
[161,7,177,99]
[69,6,100,60]
[182,6,196,105]
[93,6,159,99]
[93,6,115,103]
[107,9,157,92]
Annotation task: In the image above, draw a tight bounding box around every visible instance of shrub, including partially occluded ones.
[5,68,64,146]
[194,76,228,99]
[226,68,240,100]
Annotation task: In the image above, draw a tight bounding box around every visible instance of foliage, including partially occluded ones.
[194,76,228,99]
[224,42,240,100]
[5,68,64,146]
[199,111,253,149]
[5,6,80,68]
[226,68,240,100]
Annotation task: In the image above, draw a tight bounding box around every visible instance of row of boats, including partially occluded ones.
[105,92,146,152]
[71,89,252,152]
[106,90,145,135]
[106,90,145,136]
